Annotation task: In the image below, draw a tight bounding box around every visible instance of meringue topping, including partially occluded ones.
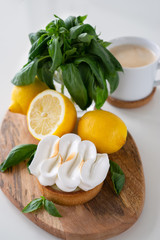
[29,133,110,192]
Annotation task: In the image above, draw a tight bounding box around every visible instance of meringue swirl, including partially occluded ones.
[29,133,110,192]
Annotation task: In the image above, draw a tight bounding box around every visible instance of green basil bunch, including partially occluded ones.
[12,14,122,110]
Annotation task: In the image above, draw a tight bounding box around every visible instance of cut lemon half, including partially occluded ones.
[27,90,77,140]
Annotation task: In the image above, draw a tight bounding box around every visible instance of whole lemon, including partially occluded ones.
[9,77,49,115]
[77,110,127,154]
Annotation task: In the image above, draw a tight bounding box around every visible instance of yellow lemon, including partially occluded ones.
[27,89,77,140]
[77,110,127,154]
[9,77,49,115]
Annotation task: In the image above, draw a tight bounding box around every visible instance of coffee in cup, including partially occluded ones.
[108,37,160,101]
[110,44,157,68]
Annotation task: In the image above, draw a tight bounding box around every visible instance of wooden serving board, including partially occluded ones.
[0,111,145,240]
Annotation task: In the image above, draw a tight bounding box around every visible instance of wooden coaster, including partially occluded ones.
[0,111,145,240]
[107,87,156,109]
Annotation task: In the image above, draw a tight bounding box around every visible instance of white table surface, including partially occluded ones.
[0,0,160,239]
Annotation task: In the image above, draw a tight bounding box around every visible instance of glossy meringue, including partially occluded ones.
[29,133,110,192]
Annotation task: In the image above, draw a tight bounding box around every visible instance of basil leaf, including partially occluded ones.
[64,15,87,30]
[88,39,115,73]
[70,24,96,40]
[109,160,125,195]
[37,60,55,89]
[11,59,39,86]
[22,198,43,213]
[93,84,108,109]
[63,38,71,53]
[53,15,66,28]
[64,16,76,29]
[88,39,122,93]
[80,62,107,109]
[78,63,93,95]
[78,63,93,108]
[78,33,94,44]
[63,47,77,63]
[78,62,107,109]
[65,48,77,57]
[61,63,88,110]
[106,71,119,93]
[0,144,37,172]
[98,39,111,48]
[59,27,68,35]
[46,18,65,36]
[49,37,62,73]
[29,30,47,45]
[74,55,106,88]
[76,57,108,109]
[76,15,87,24]
[27,151,36,174]
[44,199,62,217]
[106,49,123,72]
[29,35,50,60]
[46,20,57,35]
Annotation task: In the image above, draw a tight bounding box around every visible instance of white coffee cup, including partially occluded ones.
[108,36,160,101]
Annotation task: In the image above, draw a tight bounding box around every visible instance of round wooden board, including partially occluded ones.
[0,111,145,240]
[107,87,156,108]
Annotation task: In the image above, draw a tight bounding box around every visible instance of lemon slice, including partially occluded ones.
[27,90,77,140]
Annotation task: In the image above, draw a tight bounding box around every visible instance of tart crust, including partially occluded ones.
[36,179,103,205]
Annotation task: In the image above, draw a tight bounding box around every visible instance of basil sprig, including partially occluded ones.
[109,160,125,195]
[0,144,37,172]
[22,197,43,213]
[22,196,62,217]
[44,198,62,217]
[11,14,122,110]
